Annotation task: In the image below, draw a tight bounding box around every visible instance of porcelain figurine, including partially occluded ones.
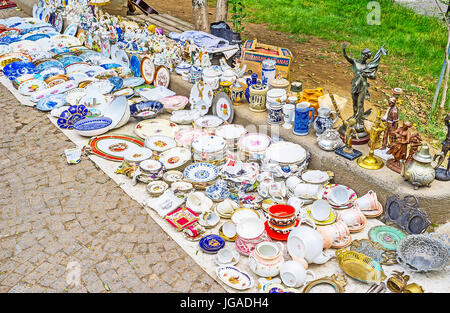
[401,145,436,189]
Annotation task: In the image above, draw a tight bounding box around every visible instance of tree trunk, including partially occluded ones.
[216,0,228,22]
[192,0,209,33]
[441,29,450,109]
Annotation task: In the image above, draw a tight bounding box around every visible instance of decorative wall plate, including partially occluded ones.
[36,93,67,112]
[134,119,180,139]
[302,170,330,184]
[153,66,170,88]
[130,54,141,77]
[158,147,191,170]
[190,82,214,109]
[123,77,145,88]
[9,40,40,55]
[0,52,32,70]
[144,135,176,152]
[30,80,78,102]
[64,23,78,37]
[212,92,234,123]
[368,225,407,251]
[67,71,90,82]
[192,135,226,153]
[44,74,70,87]
[112,87,135,99]
[238,133,271,153]
[184,162,219,183]
[216,266,254,290]
[36,60,64,73]
[56,104,88,129]
[111,46,129,68]
[165,206,199,231]
[51,34,81,48]
[215,124,247,141]
[59,56,83,67]
[199,235,225,254]
[76,30,86,45]
[78,93,107,108]
[2,61,36,81]
[141,56,155,84]
[53,13,63,33]
[64,62,92,74]
[86,134,145,162]
[108,76,123,91]
[65,88,87,105]
[193,115,224,129]
[40,67,66,81]
[17,78,48,96]
[175,128,209,148]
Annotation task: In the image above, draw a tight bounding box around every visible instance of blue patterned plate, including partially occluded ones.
[64,23,78,37]
[2,61,36,81]
[130,100,163,120]
[36,60,63,73]
[100,63,122,70]
[73,117,112,137]
[59,56,83,67]
[50,46,70,55]
[108,76,123,91]
[130,55,141,77]
[40,67,66,81]
[184,162,219,183]
[123,77,145,88]
[36,93,67,111]
[57,104,88,130]
[22,33,50,41]
[199,234,225,254]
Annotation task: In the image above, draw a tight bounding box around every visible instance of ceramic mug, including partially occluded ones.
[185,225,199,237]
[293,101,315,136]
[280,260,316,288]
[338,207,366,228]
[355,190,378,211]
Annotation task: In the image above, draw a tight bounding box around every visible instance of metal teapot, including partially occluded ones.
[400,145,436,189]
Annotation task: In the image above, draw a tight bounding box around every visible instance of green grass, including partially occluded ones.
[238,0,449,142]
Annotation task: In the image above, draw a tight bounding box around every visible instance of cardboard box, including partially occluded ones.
[241,39,293,80]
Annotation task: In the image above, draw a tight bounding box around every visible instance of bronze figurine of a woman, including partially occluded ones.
[342,43,388,143]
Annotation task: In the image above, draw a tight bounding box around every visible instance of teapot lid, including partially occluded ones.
[413,145,433,163]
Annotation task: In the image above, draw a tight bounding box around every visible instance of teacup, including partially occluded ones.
[338,207,367,228]
[317,221,351,249]
[286,175,301,192]
[184,224,202,238]
[216,199,239,215]
[186,191,212,213]
[293,183,322,199]
[355,190,378,211]
[329,185,351,205]
[310,199,331,221]
[269,181,286,202]
[287,197,305,212]
[258,178,273,198]
[217,248,236,264]
[221,221,237,238]
[258,171,274,183]
[280,260,316,288]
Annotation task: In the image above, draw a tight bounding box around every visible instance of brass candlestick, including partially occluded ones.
[357,108,385,170]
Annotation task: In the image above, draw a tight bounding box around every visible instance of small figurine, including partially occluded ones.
[386,121,412,173]
[434,113,450,181]
[357,109,386,170]
[406,132,423,163]
[381,97,399,149]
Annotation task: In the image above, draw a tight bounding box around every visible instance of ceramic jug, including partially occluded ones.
[293,102,315,136]
[245,73,258,102]
[313,107,338,136]
[248,241,284,277]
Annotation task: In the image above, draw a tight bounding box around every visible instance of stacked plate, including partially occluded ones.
[191,135,227,165]
[215,124,247,152]
[264,141,309,176]
[237,133,272,162]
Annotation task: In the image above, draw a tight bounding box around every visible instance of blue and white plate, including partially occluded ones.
[50,46,70,55]
[36,93,67,111]
[108,76,123,91]
[59,56,83,67]
[130,55,141,77]
[36,60,63,73]
[22,33,50,41]
[66,71,89,82]
[64,23,78,37]
[199,234,225,254]
[111,47,129,68]
[40,67,65,81]
[84,65,106,77]
[73,117,112,137]
[184,162,219,183]
[57,104,88,129]
[123,77,145,88]
[100,63,121,70]
[0,35,22,45]
[2,61,36,81]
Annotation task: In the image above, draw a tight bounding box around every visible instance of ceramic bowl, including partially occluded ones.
[236,217,265,240]
[231,208,260,225]
[130,100,164,121]
[146,180,169,197]
[72,117,112,137]
[329,185,351,205]
[139,159,163,175]
[170,181,193,195]
[162,170,184,184]
[100,95,129,129]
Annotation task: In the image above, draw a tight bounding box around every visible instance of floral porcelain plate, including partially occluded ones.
[111,45,129,68]
[238,133,272,153]
[30,80,78,102]
[190,82,214,110]
[184,162,219,183]
[158,147,191,170]
[301,170,330,184]
[322,184,357,209]
[112,87,135,99]
[17,78,48,96]
[161,95,189,112]
[50,34,81,48]
[212,92,234,123]
[265,141,307,165]
[174,128,209,148]
[64,62,92,74]
[368,225,407,251]
[192,135,226,153]
[86,134,145,162]
[140,56,155,84]
[216,266,254,290]
[193,115,224,129]
[170,109,202,125]
[144,135,176,152]
[134,119,180,139]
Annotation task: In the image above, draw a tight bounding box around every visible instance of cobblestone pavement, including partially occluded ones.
[396,0,447,17]
[0,8,225,293]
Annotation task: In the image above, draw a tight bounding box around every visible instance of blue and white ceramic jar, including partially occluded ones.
[267,101,283,125]
[313,107,338,136]
[262,59,276,86]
